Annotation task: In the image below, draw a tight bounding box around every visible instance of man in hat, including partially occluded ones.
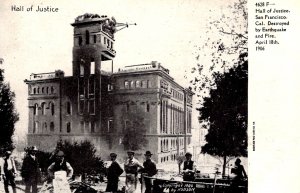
[47,150,73,179]
[105,153,124,192]
[21,146,40,193]
[124,151,143,192]
[1,151,17,193]
[182,152,196,181]
[142,151,157,193]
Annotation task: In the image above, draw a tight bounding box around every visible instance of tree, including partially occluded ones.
[188,0,248,176]
[55,140,105,176]
[0,59,19,153]
[200,59,247,176]
[122,111,148,151]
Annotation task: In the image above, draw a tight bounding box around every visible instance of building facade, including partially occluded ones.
[24,14,193,163]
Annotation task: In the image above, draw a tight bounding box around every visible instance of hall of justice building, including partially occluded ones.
[24,14,193,163]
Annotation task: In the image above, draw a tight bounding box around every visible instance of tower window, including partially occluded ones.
[85,30,90,45]
[108,120,113,132]
[33,88,36,94]
[33,121,39,134]
[46,87,49,94]
[93,35,96,43]
[67,122,71,133]
[34,104,38,115]
[130,81,135,89]
[80,64,84,76]
[43,122,47,133]
[124,81,129,89]
[78,36,82,46]
[42,87,44,93]
[146,103,150,112]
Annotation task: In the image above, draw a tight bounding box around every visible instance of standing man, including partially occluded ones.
[142,151,157,193]
[21,146,40,193]
[1,151,17,193]
[47,151,73,180]
[124,151,143,193]
[106,153,124,193]
[182,152,196,182]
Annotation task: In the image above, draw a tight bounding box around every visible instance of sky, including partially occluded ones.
[0,0,234,138]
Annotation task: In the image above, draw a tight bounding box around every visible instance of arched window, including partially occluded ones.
[85,30,90,45]
[41,102,46,115]
[33,104,38,115]
[46,87,49,94]
[51,86,54,94]
[49,102,55,115]
[33,121,39,133]
[42,87,44,93]
[43,122,47,133]
[37,87,40,94]
[66,102,71,115]
[33,88,36,94]
[67,122,71,133]
[50,122,54,132]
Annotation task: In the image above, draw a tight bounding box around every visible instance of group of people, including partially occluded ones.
[106,150,157,193]
[0,147,73,193]
[0,147,247,193]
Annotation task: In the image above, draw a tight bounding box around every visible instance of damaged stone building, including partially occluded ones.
[24,14,193,162]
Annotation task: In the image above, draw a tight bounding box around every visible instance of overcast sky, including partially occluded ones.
[0,0,237,138]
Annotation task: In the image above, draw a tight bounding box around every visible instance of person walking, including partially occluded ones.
[124,151,143,193]
[182,152,196,182]
[106,153,124,193]
[21,146,41,193]
[1,151,17,193]
[142,151,157,193]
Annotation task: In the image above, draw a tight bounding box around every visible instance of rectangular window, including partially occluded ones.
[80,121,84,133]
[90,61,95,74]
[108,119,113,132]
[89,99,95,114]
[91,121,95,133]
[79,77,84,96]
[146,103,150,112]
[80,64,84,76]
[89,77,95,95]
[79,100,84,114]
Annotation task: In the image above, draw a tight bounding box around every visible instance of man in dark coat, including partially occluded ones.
[21,146,40,193]
[106,153,124,192]
[142,151,157,193]
[182,152,196,181]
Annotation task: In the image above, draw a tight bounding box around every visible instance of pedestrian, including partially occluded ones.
[231,158,247,192]
[0,151,17,193]
[124,151,143,193]
[106,153,124,193]
[21,146,41,193]
[182,152,196,181]
[142,151,157,193]
[47,150,73,179]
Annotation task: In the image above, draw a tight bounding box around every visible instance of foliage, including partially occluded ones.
[200,60,248,158]
[0,60,19,153]
[188,0,248,175]
[55,140,105,176]
[122,111,148,151]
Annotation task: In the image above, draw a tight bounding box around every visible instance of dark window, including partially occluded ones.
[51,86,54,94]
[50,122,54,132]
[78,36,82,46]
[79,77,84,95]
[50,102,55,115]
[79,100,84,114]
[89,76,95,94]
[43,122,47,133]
[41,103,46,115]
[108,120,113,132]
[42,87,44,93]
[146,103,150,112]
[37,87,40,94]
[46,87,49,94]
[89,100,95,114]
[33,88,36,94]
[86,30,90,45]
[91,122,95,133]
[67,122,71,133]
[66,102,71,115]
[126,104,130,112]
[93,35,96,43]
[34,104,38,115]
